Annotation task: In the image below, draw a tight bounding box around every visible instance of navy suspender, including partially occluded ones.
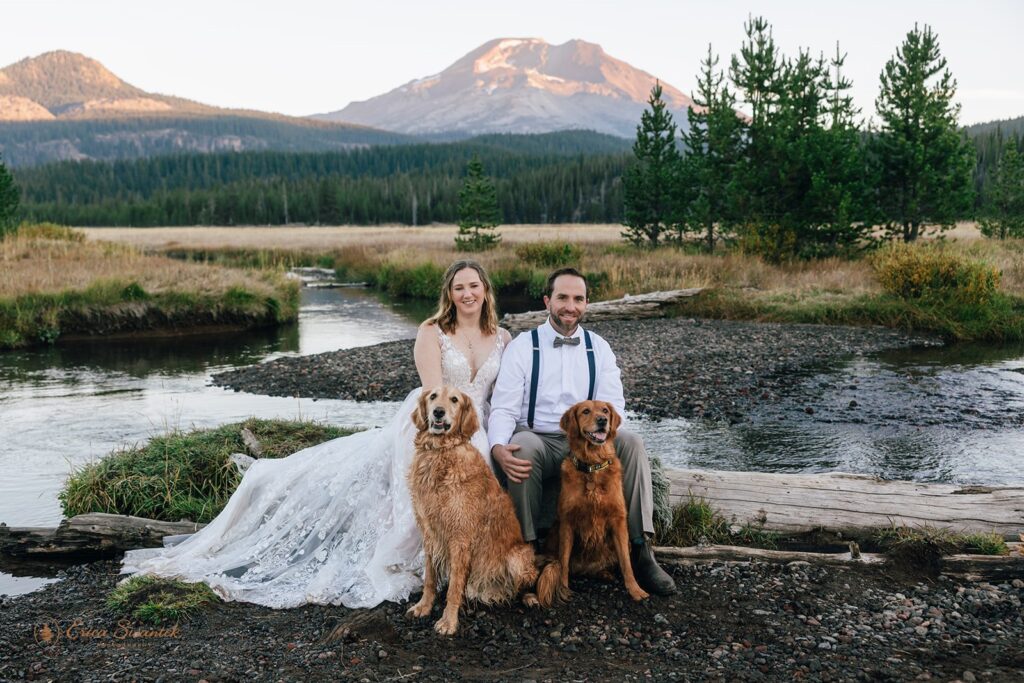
[527,328,596,429]
[584,330,595,400]
[528,329,541,429]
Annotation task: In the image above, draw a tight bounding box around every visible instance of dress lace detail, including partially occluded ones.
[120,330,505,609]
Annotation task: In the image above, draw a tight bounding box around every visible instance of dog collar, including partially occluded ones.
[571,455,611,474]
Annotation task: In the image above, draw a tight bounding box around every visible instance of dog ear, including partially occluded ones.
[456,393,479,437]
[560,405,579,436]
[412,389,430,431]
[607,403,622,439]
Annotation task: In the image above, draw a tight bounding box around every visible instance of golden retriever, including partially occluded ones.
[537,400,649,606]
[406,386,539,635]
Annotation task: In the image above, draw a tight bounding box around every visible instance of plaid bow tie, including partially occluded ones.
[553,336,580,348]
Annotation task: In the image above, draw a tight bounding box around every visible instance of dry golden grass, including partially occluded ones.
[80,224,626,251]
[1,231,283,299]
[78,222,1024,299]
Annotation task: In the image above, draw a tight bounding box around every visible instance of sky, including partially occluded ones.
[5,0,1023,126]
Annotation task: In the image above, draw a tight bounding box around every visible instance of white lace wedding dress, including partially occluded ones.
[121,329,504,609]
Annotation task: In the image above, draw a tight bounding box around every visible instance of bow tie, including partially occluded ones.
[553,336,580,348]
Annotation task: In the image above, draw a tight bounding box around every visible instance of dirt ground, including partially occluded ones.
[2,557,1022,682]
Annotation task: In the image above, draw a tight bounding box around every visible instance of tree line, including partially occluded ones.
[12,140,630,226]
[623,19,1024,257]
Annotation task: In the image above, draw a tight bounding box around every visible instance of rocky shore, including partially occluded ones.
[213,318,941,423]
[2,559,1022,682]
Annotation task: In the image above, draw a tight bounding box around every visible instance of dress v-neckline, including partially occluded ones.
[442,333,501,385]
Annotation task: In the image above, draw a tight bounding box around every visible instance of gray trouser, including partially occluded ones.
[497,426,655,542]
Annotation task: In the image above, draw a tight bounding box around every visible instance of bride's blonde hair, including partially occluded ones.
[426,260,498,335]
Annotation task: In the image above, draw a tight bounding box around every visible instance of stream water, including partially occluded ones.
[2,286,1022,595]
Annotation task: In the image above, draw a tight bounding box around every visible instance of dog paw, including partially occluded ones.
[407,601,432,618]
[557,585,573,602]
[522,592,540,608]
[433,615,458,636]
[629,587,650,602]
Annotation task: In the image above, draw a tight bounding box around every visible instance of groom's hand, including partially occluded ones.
[492,444,531,484]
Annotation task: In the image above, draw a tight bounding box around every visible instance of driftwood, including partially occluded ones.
[240,427,264,457]
[501,288,703,333]
[3,469,1021,562]
[0,513,204,560]
[667,469,1024,542]
[654,543,1024,580]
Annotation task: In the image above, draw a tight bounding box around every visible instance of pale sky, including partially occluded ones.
[5,0,1022,126]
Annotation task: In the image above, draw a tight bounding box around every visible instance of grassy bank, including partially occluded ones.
[87,224,1024,342]
[60,418,353,523]
[0,224,300,349]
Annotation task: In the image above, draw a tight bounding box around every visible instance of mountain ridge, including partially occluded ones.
[0,50,409,166]
[315,37,695,138]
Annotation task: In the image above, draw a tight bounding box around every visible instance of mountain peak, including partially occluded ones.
[0,50,144,111]
[321,37,693,138]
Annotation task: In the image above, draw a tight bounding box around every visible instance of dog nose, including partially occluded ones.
[596,417,608,427]
[432,407,446,419]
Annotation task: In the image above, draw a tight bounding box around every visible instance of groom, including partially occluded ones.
[488,267,676,596]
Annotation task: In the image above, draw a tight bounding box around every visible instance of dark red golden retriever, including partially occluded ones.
[537,400,649,606]
[406,386,539,635]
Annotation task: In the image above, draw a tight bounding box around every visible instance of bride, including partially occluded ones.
[121,260,511,609]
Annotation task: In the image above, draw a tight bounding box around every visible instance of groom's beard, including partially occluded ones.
[548,312,584,337]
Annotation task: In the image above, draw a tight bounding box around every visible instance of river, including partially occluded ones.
[2,286,1022,595]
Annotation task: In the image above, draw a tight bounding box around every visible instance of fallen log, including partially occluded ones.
[666,469,1024,542]
[0,513,204,560]
[4,469,1021,561]
[501,288,703,332]
[654,543,1024,580]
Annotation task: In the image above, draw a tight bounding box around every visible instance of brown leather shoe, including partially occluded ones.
[630,540,677,596]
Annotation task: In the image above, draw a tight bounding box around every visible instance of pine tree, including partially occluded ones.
[979,145,1024,239]
[0,155,19,236]
[728,18,870,259]
[622,82,681,247]
[681,45,745,251]
[728,16,785,254]
[794,44,870,257]
[454,157,502,251]
[871,24,974,242]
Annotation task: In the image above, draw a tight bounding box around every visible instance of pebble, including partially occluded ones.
[3,559,1022,681]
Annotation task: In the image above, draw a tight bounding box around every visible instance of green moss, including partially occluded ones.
[107,576,220,624]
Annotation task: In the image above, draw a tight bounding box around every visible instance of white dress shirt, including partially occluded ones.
[487,319,627,449]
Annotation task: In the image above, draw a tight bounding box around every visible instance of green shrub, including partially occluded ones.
[655,496,778,549]
[375,261,445,298]
[514,241,583,267]
[121,282,148,301]
[873,243,1001,306]
[60,418,352,522]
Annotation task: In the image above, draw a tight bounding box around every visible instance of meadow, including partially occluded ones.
[0,224,299,349]
[81,222,1024,342]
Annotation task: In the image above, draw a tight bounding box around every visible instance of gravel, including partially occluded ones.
[2,559,1022,681]
[212,318,941,423]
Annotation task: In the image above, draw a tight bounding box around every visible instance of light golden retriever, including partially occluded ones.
[537,400,649,606]
[406,386,539,635]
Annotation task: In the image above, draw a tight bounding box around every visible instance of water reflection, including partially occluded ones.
[638,341,1024,486]
[0,325,298,382]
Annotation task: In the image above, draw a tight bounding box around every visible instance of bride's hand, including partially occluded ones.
[491,444,531,483]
